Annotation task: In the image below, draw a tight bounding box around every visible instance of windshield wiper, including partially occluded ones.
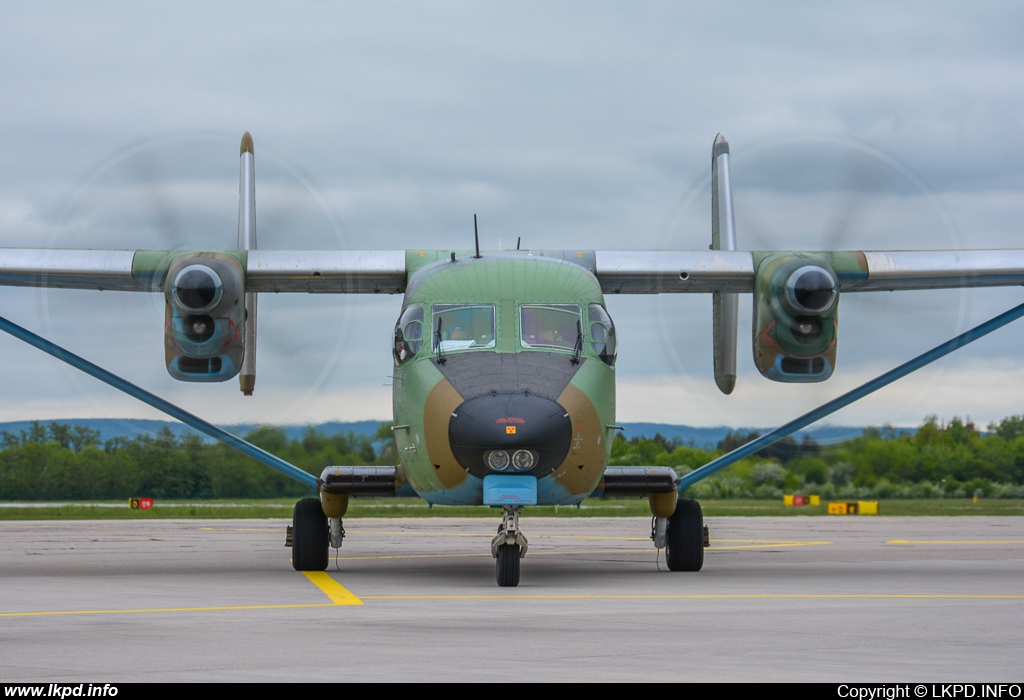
[435,318,446,364]
[571,319,583,365]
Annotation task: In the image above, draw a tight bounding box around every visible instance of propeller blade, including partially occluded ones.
[238,131,258,395]
[711,133,738,394]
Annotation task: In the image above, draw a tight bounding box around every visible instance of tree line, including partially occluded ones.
[0,422,393,500]
[2,416,1024,500]
[609,415,1024,500]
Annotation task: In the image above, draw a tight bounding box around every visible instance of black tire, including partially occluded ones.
[665,498,704,572]
[495,543,521,587]
[292,497,329,571]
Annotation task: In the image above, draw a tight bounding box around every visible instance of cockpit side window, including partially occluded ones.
[588,304,617,366]
[431,304,496,352]
[520,304,582,351]
[394,305,425,364]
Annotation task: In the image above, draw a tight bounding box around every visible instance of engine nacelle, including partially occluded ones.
[752,253,839,383]
[164,253,246,382]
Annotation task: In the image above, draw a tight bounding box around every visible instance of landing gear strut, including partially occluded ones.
[491,506,528,587]
[291,497,329,571]
[664,498,704,571]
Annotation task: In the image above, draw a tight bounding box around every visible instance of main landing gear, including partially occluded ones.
[290,497,329,571]
[492,506,529,587]
[654,498,705,572]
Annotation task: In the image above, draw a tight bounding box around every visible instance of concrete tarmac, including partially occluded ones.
[1,515,1022,682]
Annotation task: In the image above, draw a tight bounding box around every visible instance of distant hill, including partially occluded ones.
[0,419,387,445]
[615,422,881,448]
[0,418,885,449]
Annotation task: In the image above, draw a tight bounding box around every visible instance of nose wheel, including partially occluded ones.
[492,506,528,587]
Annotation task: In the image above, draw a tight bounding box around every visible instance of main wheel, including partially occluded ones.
[495,543,521,587]
[665,498,704,572]
[292,497,329,571]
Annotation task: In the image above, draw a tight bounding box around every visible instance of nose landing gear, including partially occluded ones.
[492,506,529,587]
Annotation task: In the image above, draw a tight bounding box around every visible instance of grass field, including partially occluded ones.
[1,498,1023,519]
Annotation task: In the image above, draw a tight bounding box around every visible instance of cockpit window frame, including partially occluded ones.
[431,303,497,354]
[588,303,617,366]
[519,303,583,353]
[394,305,425,365]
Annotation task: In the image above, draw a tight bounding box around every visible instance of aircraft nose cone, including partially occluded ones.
[448,392,572,478]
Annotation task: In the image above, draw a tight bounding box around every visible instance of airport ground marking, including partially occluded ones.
[331,541,832,561]
[201,527,647,541]
[198,526,831,549]
[302,571,363,605]
[360,593,1024,601]
[5,592,1020,619]
[0,603,340,618]
[887,539,1024,545]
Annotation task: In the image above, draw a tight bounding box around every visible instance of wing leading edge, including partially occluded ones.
[0,249,407,293]
[2,247,1024,295]
[593,249,1024,294]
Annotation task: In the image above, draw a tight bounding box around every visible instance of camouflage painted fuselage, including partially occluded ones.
[391,250,616,505]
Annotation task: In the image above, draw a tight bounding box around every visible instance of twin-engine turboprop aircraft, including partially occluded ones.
[3,132,1024,587]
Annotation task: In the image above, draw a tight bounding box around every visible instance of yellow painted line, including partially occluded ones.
[333,542,832,561]
[712,541,832,550]
[198,527,827,549]
[302,571,363,606]
[335,549,666,562]
[888,539,1024,545]
[3,572,363,618]
[714,539,825,543]
[361,594,1024,601]
[315,532,651,540]
[5,592,1020,617]
[0,603,338,618]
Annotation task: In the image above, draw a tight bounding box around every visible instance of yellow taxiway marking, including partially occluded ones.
[713,541,832,550]
[198,527,647,540]
[888,539,1024,545]
[5,592,1020,618]
[361,593,1024,601]
[302,571,363,606]
[199,527,828,549]
[333,542,832,561]
[1,571,363,618]
[0,603,339,618]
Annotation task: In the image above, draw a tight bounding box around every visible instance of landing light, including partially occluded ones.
[486,450,511,471]
[512,450,536,471]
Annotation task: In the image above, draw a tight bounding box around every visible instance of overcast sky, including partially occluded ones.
[0,1,1022,436]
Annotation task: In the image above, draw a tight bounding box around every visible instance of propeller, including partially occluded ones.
[35,131,357,428]
[653,133,968,446]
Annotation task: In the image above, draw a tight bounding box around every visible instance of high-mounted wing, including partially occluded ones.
[0,248,407,293]
[3,130,1024,394]
[592,248,1024,293]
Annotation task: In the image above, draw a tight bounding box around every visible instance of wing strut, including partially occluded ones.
[0,314,317,489]
[677,300,1024,490]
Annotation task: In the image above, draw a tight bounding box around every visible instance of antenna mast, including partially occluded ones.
[473,214,481,259]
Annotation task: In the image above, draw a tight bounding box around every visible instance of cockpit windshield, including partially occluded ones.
[520,304,582,351]
[432,304,496,352]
